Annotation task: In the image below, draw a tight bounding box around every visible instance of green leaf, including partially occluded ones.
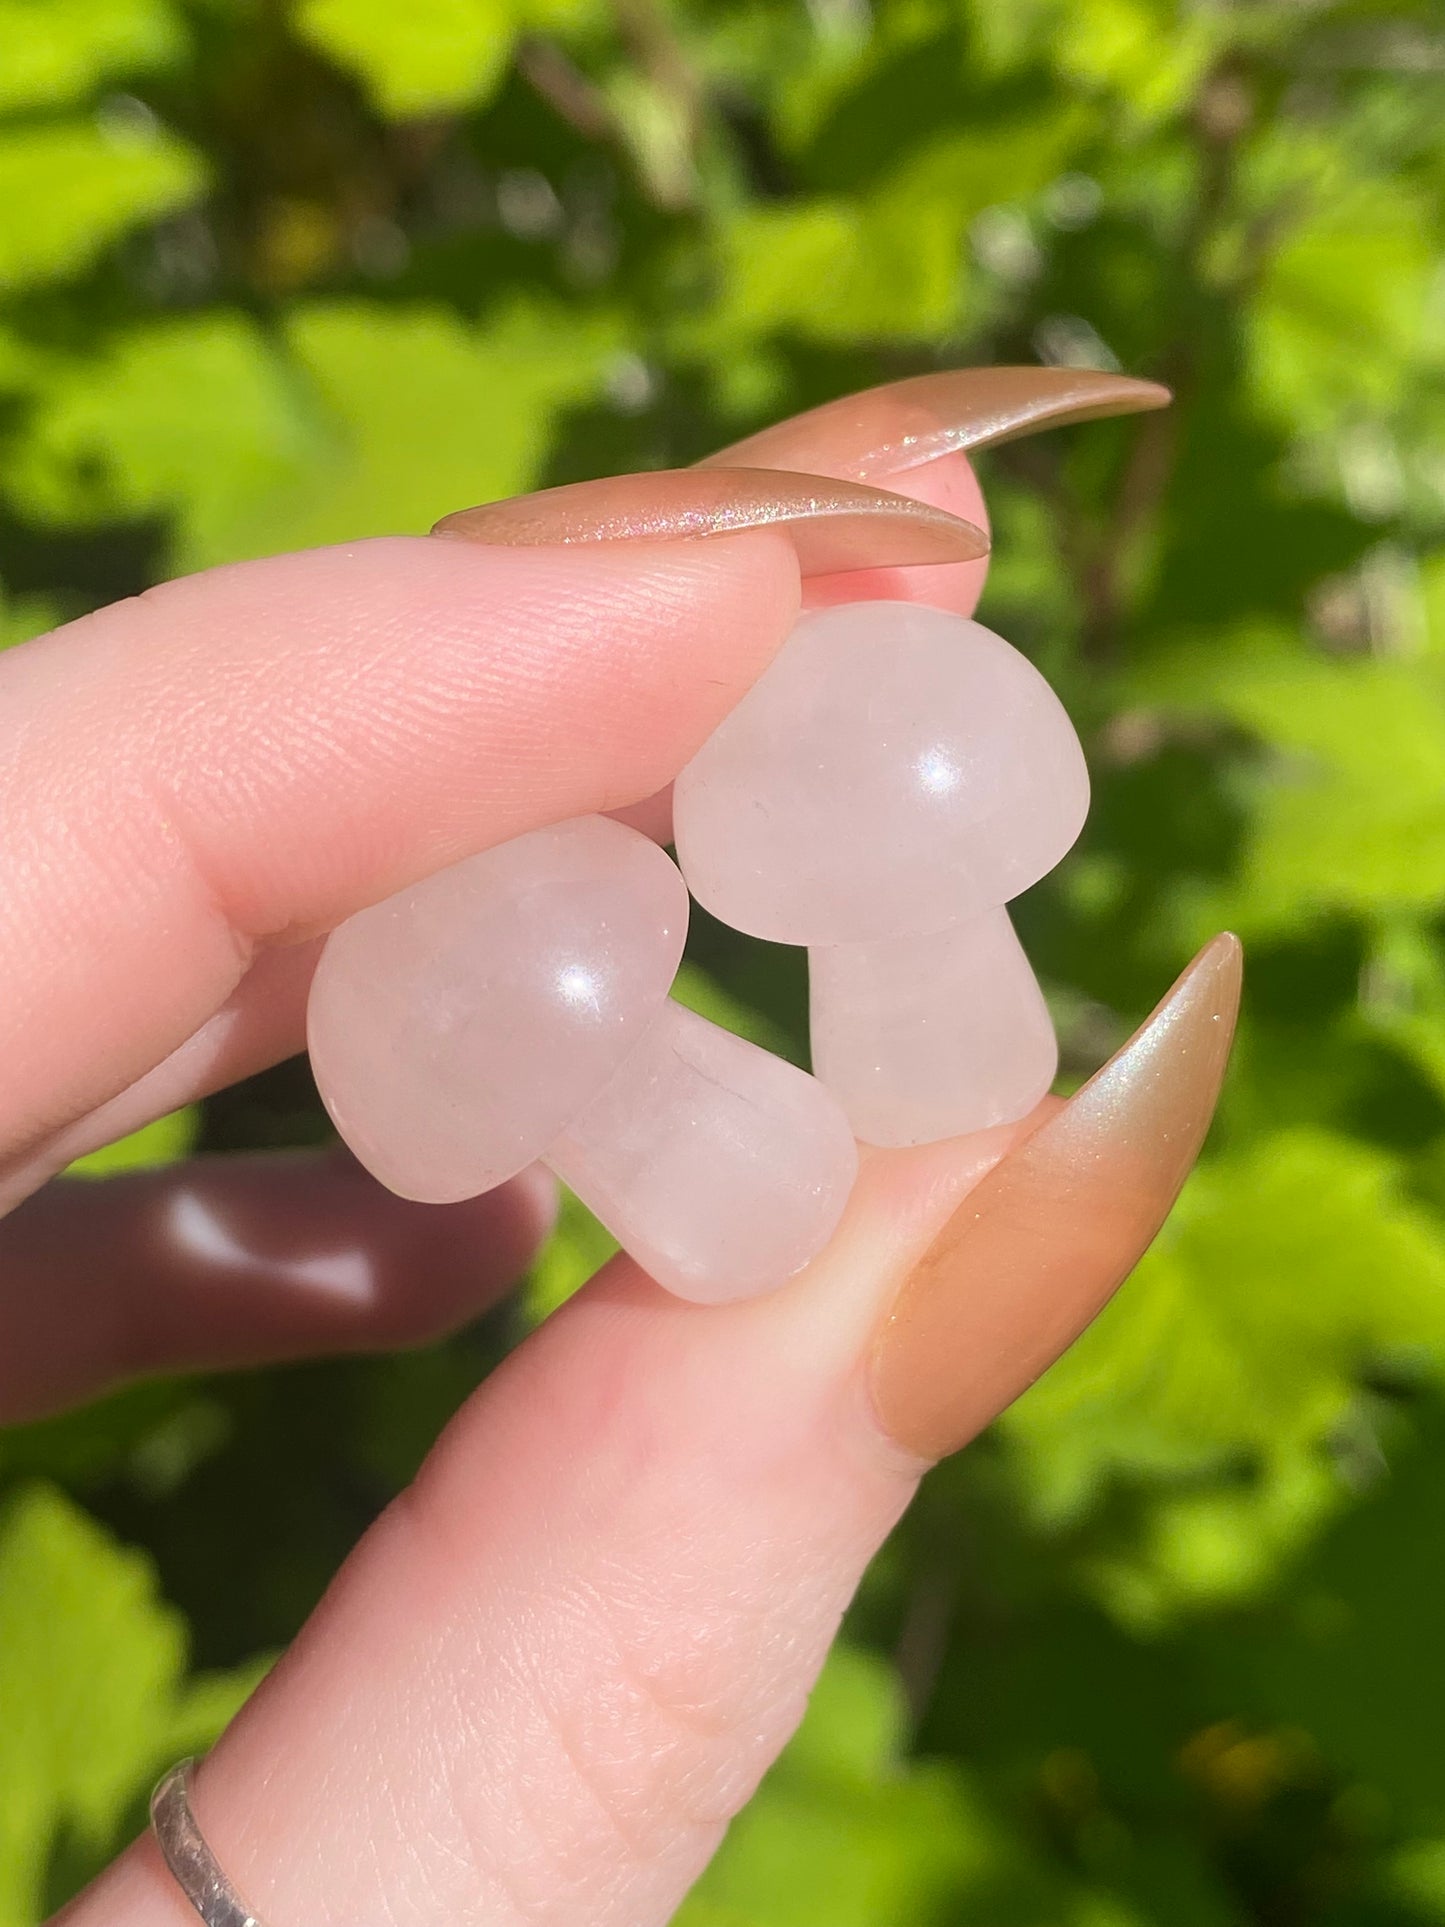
[0,1383,225,1491]
[0,0,187,116]
[64,1106,199,1177]
[296,0,596,118]
[676,1644,1043,1927]
[1246,176,1445,438]
[0,326,39,392]
[1357,918,1445,1110]
[523,1186,618,1323]
[715,193,964,346]
[711,97,1090,349]
[884,104,1095,218]
[670,962,794,1059]
[7,301,620,568]
[1051,0,1221,128]
[0,117,205,292]
[0,578,54,652]
[1214,1394,1445,1835]
[1003,1129,1445,1529]
[195,298,622,565]
[6,314,315,564]
[1124,627,1445,935]
[295,0,518,118]
[0,1486,259,1927]
[1389,1838,1445,1916]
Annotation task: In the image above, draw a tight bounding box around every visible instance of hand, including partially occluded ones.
[3,371,1235,1927]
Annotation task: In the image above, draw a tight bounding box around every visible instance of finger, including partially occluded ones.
[706,401,991,620]
[615,373,1173,881]
[0,1149,556,1423]
[0,530,802,1163]
[0,944,322,1210]
[597,466,989,852]
[0,458,986,1171]
[70,940,1236,1927]
[799,447,993,619]
[2,374,1157,1163]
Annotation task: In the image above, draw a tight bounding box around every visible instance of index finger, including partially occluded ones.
[0,531,799,1158]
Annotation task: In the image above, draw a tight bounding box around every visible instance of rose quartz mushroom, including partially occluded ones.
[307,815,857,1303]
[672,600,1088,1146]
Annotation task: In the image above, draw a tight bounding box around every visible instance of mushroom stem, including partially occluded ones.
[808,907,1058,1148]
[546,998,858,1304]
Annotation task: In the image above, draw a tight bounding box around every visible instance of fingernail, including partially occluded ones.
[870,933,1241,1461]
[432,466,989,574]
[703,367,1171,483]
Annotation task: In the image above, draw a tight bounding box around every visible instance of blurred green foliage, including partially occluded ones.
[3,0,1445,1919]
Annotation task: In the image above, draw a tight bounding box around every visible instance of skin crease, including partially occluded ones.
[0,366,1241,1927]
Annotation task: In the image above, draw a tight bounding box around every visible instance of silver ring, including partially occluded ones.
[150,1760,265,1927]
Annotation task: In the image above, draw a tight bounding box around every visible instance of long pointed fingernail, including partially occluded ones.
[870,933,1241,1462]
[703,367,1171,482]
[432,466,989,574]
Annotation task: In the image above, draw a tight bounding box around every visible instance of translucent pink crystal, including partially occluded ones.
[307,815,857,1303]
[673,600,1089,946]
[549,1000,857,1303]
[673,600,1087,1149]
[809,908,1058,1146]
[308,816,688,1203]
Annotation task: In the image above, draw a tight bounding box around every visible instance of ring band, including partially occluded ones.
[150,1760,265,1927]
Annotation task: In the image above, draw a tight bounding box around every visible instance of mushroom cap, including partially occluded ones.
[308,816,688,1202]
[673,601,1089,945]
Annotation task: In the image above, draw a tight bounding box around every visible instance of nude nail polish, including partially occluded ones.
[870,934,1242,1461]
[704,367,1171,483]
[432,466,989,575]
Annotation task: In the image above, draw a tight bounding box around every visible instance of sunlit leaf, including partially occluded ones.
[0,0,186,115]
[0,1487,259,1927]
[6,314,314,565]
[523,1187,618,1323]
[203,298,622,563]
[716,194,963,345]
[1123,627,1445,934]
[1051,0,1220,127]
[295,0,518,118]
[671,962,794,1059]
[0,117,204,291]
[7,300,620,568]
[64,1107,199,1177]
[1247,177,1445,437]
[1004,1130,1445,1520]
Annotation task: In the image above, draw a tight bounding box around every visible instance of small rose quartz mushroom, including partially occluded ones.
[307,815,857,1303]
[672,600,1089,1146]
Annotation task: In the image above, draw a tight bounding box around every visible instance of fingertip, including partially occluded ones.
[801,452,990,616]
